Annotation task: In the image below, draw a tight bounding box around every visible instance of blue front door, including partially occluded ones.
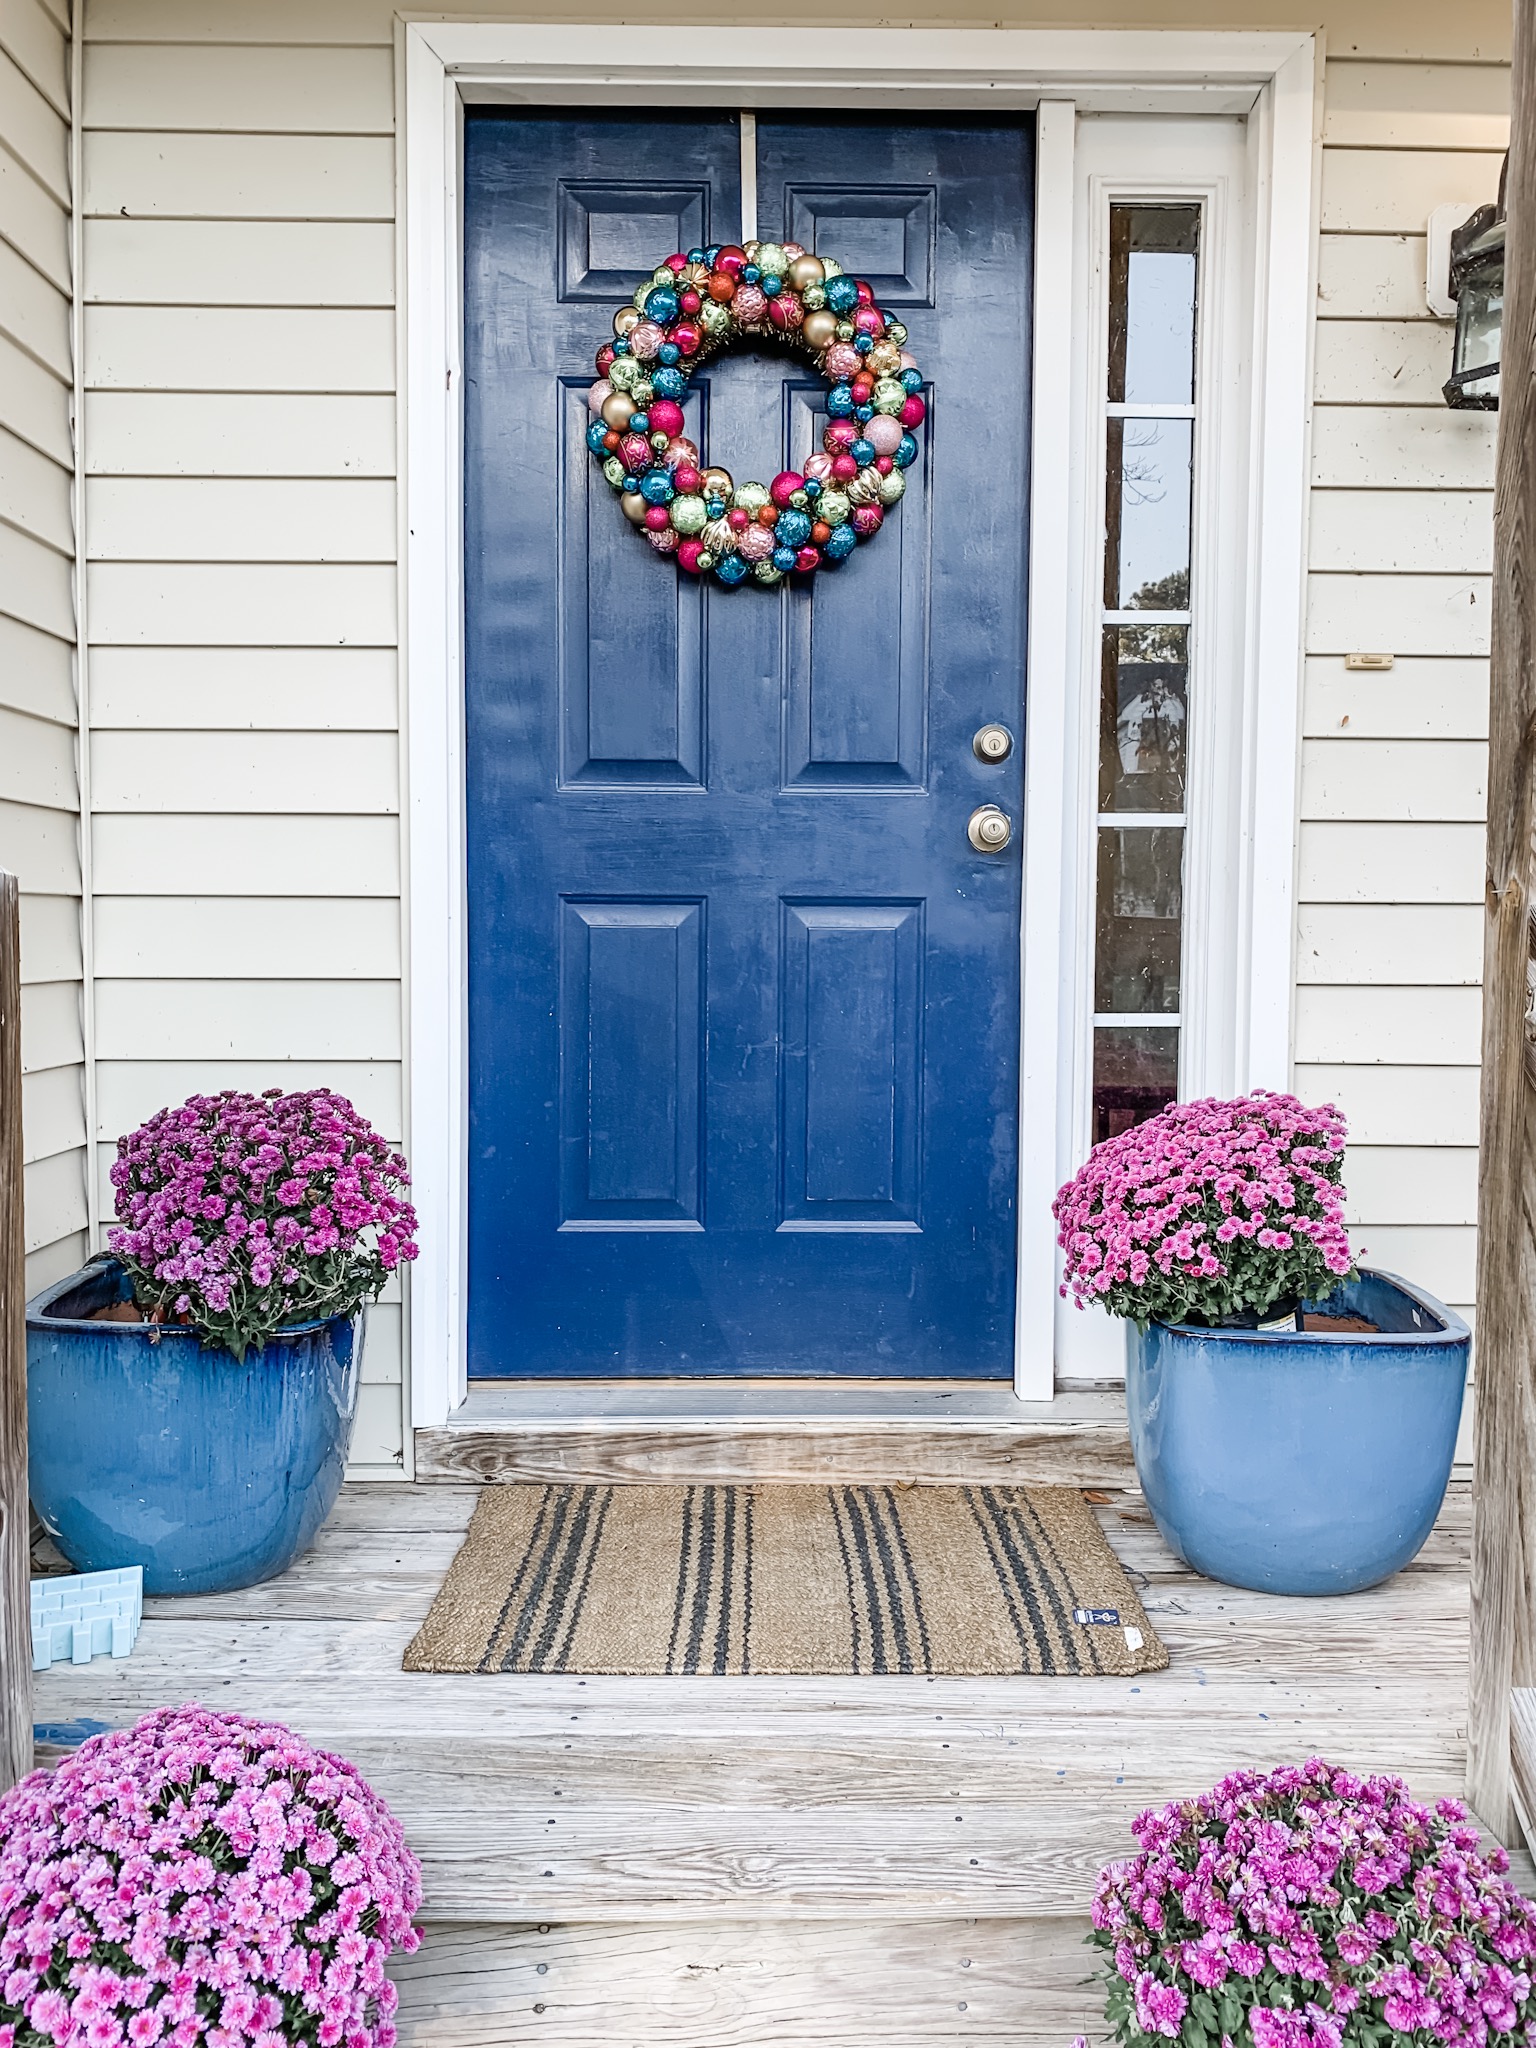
[463,111,1033,1377]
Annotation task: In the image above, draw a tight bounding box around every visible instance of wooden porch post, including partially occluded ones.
[1468,0,1536,1846]
[0,870,31,1792]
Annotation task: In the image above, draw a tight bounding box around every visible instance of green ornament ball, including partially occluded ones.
[650,430,669,451]
[872,377,907,415]
[877,469,907,507]
[669,494,708,536]
[752,560,785,586]
[887,321,908,346]
[633,284,653,312]
[754,242,787,278]
[803,284,827,311]
[632,379,655,407]
[789,488,809,511]
[700,300,731,335]
[602,455,626,488]
[696,550,717,573]
[609,356,643,393]
[734,481,771,516]
[818,489,851,527]
[652,265,676,287]
[821,257,844,279]
[836,320,855,342]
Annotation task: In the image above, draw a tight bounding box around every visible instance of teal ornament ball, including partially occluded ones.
[644,285,680,324]
[895,433,919,467]
[775,509,812,548]
[715,553,750,586]
[824,523,857,561]
[772,545,798,572]
[641,470,674,506]
[825,276,859,315]
[651,366,686,399]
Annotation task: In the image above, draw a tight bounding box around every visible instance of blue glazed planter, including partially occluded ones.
[1125,1268,1469,1596]
[26,1258,360,1596]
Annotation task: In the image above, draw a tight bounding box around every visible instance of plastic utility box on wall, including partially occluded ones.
[31,1566,143,1670]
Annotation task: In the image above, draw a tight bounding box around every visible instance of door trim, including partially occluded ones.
[399,21,1321,1427]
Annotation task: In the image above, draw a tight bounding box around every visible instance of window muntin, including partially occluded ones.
[1091,201,1201,1146]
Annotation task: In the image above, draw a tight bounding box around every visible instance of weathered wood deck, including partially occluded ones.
[30,1480,1528,2046]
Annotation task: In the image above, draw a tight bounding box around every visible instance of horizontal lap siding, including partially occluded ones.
[81,16,404,1471]
[1306,56,1507,1323]
[1,0,86,1294]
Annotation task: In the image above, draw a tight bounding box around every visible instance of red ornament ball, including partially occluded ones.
[708,273,737,303]
[851,504,884,538]
[603,429,622,453]
[855,280,874,305]
[852,374,874,403]
[875,455,894,475]
[830,453,859,482]
[618,433,651,472]
[716,245,748,278]
[770,470,805,509]
[665,253,688,274]
[852,306,884,338]
[824,419,858,453]
[596,344,617,374]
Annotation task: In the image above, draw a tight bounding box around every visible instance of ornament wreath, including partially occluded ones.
[585,239,928,586]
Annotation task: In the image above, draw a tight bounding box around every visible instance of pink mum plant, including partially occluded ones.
[0,1705,422,2048]
[1076,1757,1536,2048]
[1052,1091,1354,1328]
[108,1091,419,1362]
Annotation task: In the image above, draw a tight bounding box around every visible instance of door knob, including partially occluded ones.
[973,724,1014,762]
[968,805,1013,853]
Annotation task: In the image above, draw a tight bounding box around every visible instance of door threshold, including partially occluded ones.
[414,1383,1133,1487]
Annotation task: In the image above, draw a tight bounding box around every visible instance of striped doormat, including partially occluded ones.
[403,1483,1168,1677]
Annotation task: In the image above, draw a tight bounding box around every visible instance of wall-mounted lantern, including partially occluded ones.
[1441,156,1506,411]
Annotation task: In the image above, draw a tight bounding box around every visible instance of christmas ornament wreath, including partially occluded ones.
[585,240,928,586]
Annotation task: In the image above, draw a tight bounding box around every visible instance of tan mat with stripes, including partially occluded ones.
[403,1483,1168,1677]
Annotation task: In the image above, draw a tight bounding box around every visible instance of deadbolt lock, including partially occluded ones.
[967,804,1014,854]
[973,723,1014,763]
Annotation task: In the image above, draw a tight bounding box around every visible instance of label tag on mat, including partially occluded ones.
[1074,1607,1121,1625]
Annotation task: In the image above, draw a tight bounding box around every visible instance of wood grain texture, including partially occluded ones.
[1468,0,1536,1846]
[0,872,32,1789]
[412,1421,1137,1490]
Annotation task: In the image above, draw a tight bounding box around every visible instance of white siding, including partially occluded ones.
[66,3,1512,1450]
[1303,54,1507,1327]
[80,3,403,1470]
[0,0,85,1296]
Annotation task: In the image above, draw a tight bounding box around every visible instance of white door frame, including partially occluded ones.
[398,20,1321,1428]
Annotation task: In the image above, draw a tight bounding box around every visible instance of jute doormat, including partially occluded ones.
[403,1483,1168,1677]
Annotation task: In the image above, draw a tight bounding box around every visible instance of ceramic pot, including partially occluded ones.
[1124,1268,1469,1595]
[26,1257,359,1595]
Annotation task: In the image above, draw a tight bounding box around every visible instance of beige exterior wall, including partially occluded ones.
[54,0,1513,1461]
[0,0,87,1299]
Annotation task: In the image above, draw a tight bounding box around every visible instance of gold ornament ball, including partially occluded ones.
[613,305,640,338]
[821,257,844,278]
[887,321,909,347]
[701,517,737,556]
[788,254,826,292]
[802,284,828,312]
[621,490,649,525]
[701,467,734,500]
[802,310,838,351]
[836,320,856,342]
[601,390,637,431]
[846,466,883,506]
[868,341,902,376]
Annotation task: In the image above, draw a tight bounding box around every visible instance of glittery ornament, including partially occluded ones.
[770,471,805,509]
[669,494,707,536]
[754,243,787,278]
[868,341,902,376]
[650,367,687,400]
[830,453,860,483]
[733,284,768,324]
[802,285,828,312]
[877,469,907,507]
[737,523,776,563]
[824,275,859,315]
[588,379,613,413]
[677,539,707,574]
[733,481,771,517]
[825,343,862,381]
[647,398,685,439]
[824,523,857,561]
[817,489,852,527]
[775,509,812,549]
[865,413,904,457]
[643,503,672,531]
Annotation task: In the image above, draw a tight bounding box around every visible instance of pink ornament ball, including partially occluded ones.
[672,462,702,494]
[588,379,613,414]
[804,453,835,483]
[794,545,821,573]
[770,470,806,509]
[855,280,874,306]
[899,351,919,371]
[900,394,927,428]
[665,437,700,471]
[851,504,884,538]
[618,433,652,472]
[734,284,768,324]
[737,523,776,562]
[782,241,806,260]
[629,321,664,361]
[768,292,804,330]
[830,453,859,483]
[648,525,680,553]
[644,504,672,531]
[824,343,861,380]
[647,398,685,439]
[671,322,701,356]
[865,413,904,457]
[677,539,707,574]
[852,306,884,338]
[875,455,894,475]
[823,418,858,453]
[665,252,689,274]
[728,507,751,531]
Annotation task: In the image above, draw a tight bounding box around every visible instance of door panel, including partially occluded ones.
[463,110,1032,1376]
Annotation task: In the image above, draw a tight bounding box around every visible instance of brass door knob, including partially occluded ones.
[968,804,1013,853]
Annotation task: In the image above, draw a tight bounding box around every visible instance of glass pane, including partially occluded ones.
[1092,1025,1179,1146]
[1108,204,1200,406]
[1103,418,1193,610]
[1095,826,1183,1014]
[1099,625,1188,812]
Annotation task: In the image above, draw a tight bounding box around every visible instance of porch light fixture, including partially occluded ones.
[1443,155,1506,411]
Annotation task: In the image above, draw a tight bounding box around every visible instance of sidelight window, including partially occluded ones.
[1090,203,1200,1145]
